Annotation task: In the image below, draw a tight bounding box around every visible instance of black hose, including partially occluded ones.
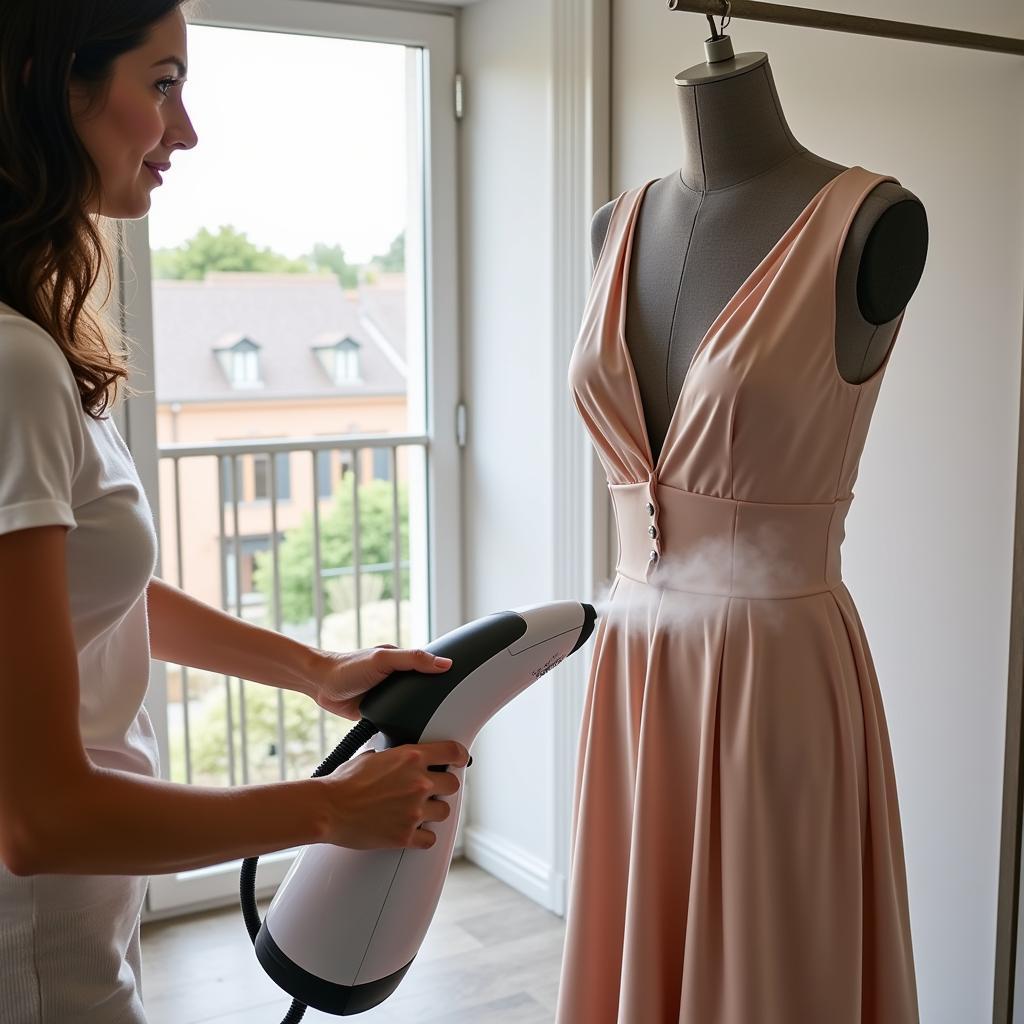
[240,717,381,1024]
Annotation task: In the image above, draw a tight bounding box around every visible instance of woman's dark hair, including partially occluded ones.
[0,0,190,418]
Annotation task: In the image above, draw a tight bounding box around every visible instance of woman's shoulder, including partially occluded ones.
[0,301,80,398]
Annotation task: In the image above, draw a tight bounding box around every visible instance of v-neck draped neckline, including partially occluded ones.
[616,164,863,476]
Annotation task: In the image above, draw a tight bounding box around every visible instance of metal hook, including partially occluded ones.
[705,0,731,41]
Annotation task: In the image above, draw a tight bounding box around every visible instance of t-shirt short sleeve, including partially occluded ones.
[0,317,86,537]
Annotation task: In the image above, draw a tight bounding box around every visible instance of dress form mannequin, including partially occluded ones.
[591,30,929,465]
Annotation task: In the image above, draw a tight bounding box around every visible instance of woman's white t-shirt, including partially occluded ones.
[0,302,160,1023]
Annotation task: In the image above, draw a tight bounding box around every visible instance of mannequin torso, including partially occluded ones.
[591,52,928,464]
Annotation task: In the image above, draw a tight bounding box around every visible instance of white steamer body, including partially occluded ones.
[254,601,595,1014]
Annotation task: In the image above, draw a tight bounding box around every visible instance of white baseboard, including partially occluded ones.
[463,824,566,915]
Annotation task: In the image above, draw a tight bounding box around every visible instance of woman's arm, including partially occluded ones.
[1,528,464,876]
[146,576,325,695]
[145,577,453,721]
[21,766,332,877]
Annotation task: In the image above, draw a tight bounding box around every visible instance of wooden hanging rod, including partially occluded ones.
[667,0,1024,57]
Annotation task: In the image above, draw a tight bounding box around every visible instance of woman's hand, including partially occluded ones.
[319,740,469,850]
[306,644,453,721]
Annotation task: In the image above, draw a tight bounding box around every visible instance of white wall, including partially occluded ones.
[610,2,1024,1021]
[457,0,1024,1018]
[458,0,562,905]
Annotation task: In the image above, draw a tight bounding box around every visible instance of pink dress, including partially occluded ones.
[557,165,920,1023]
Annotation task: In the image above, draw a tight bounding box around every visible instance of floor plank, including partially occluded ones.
[140,858,566,1023]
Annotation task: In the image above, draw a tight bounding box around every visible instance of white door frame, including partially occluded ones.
[548,0,612,915]
[119,0,460,917]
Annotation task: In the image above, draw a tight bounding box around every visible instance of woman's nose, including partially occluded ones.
[168,107,199,152]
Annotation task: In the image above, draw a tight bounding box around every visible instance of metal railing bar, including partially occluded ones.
[173,456,193,785]
[391,448,401,644]
[352,450,363,649]
[232,453,249,786]
[217,455,236,788]
[269,453,286,782]
[311,450,325,758]
[161,433,428,460]
[320,560,411,578]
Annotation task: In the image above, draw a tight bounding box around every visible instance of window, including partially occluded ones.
[253,456,267,499]
[213,336,262,389]
[224,534,281,608]
[313,336,362,385]
[335,339,361,383]
[130,2,459,915]
[220,452,290,503]
[219,456,244,504]
[373,447,392,482]
[275,452,291,500]
[254,453,292,502]
[317,449,334,498]
[233,344,260,386]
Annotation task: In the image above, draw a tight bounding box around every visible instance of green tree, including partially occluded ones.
[167,671,351,785]
[253,479,409,625]
[372,230,405,273]
[306,242,359,289]
[151,225,311,280]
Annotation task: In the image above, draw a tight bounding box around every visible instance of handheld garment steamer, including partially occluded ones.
[239,600,598,1021]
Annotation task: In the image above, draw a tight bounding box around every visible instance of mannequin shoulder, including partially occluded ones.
[590,197,617,266]
[591,174,683,266]
[590,177,672,266]
[846,180,929,322]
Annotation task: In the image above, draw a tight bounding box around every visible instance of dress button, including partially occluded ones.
[649,550,658,563]
[645,502,655,517]
[648,525,658,539]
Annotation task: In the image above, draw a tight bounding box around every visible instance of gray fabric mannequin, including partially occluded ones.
[592,38,928,465]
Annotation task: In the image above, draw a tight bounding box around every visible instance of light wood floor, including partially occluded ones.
[140,858,566,1023]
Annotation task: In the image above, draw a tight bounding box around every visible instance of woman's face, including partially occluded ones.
[69,8,198,219]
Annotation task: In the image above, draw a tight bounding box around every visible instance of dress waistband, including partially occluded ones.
[608,481,851,599]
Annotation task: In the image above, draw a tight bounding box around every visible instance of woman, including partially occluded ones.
[0,3,468,1021]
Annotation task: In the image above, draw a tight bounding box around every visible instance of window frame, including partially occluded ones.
[117,0,461,918]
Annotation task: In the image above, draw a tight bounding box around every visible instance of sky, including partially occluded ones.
[146,23,411,265]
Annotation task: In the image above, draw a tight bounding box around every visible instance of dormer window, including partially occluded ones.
[313,335,362,385]
[334,338,360,383]
[232,342,260,386]
[214,335,263,389]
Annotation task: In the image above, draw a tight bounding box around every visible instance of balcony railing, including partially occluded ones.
[158,432,429,787]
